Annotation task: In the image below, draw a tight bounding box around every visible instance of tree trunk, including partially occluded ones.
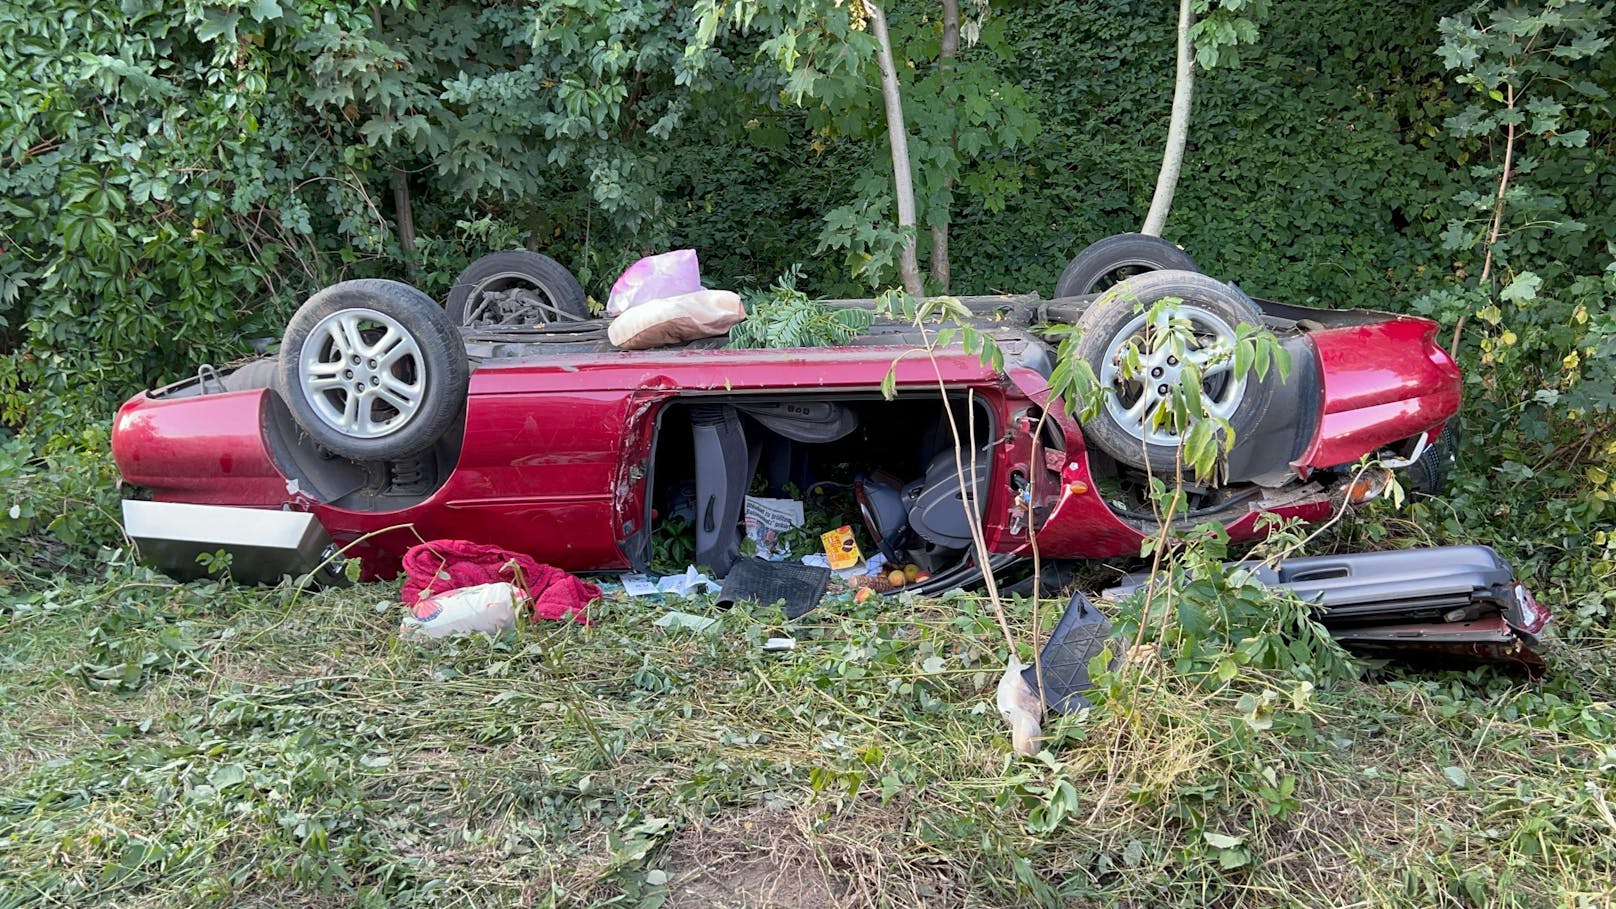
[1142,0,1195,237]
[928,0,961,293]
[866,3,924,298]
[391,168,418,280]
[373,5,418,279]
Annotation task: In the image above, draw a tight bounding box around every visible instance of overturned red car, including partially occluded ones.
[109,236,1545,663]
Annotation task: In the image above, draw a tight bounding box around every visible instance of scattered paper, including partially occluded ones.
[619,573,660,597]
[801,551,867,582]
[656,565,717,597]
[653,610,719,632]
[763,636,797,652]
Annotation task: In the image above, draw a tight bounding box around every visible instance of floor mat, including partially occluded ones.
[1024,591,1117,712]
[716,558,832,619]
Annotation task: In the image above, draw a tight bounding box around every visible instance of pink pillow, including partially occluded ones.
[606,249,702,317]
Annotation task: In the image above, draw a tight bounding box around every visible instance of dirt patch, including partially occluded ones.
[661,804,965,909]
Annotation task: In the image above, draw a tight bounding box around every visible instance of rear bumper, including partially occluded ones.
[1106,544,1550,669]
[1296,318,1461,470]
[122,500,343,585]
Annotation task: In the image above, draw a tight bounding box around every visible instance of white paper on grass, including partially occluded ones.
[799,552,866,581]
[652,611,720,632]
[619,567,717,597]
[619,573,660,597]
[655,566,717,596]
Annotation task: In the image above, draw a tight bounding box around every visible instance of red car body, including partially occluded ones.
[113,306,1460,579]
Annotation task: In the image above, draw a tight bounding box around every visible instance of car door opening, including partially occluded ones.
[644,394,999,581]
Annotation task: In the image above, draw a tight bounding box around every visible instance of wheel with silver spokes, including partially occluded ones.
[277,280,469,460]
[1072,270,1270,474]
[1098,305,1246,447]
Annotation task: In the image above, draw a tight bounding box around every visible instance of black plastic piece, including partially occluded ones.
[716,557,833,619]
[690,405,749,577]
[1023,591,1116,713]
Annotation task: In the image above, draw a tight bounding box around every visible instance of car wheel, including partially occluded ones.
[1071,270,1271,474]
[447,250,589,328]
[1054,233,1199,298]
[276,279,469,461]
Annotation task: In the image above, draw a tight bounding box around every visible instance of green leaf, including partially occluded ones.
[1500,272,1541,303]
[195,9,240,43]
[1203,831,1244,849]
[208,764,247,788]
[247,0,283,23]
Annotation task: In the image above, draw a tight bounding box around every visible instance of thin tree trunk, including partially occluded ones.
[929,0,961,293]
[1142,0,1195,237]
[867,3,924,298]
[1480,82,1516,286]
[391,168,418,279]
[1451,81,1516,356]
[373,5,418,279]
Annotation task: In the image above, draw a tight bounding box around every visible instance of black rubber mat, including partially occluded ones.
[1023,591,1118,712]
[716,558,832,619]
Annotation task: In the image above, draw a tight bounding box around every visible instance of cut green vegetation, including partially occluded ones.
[728,267,874,350]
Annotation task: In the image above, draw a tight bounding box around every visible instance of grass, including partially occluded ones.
[1,555,1614,908]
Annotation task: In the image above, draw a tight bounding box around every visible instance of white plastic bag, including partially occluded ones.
[607,289,746,350]
[400,581,523,639]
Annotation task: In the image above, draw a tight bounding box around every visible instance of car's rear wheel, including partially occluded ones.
[276,279,469,461]
[1071,270,1270,474]
[447,250,589,328]
[1054,233,1199,298]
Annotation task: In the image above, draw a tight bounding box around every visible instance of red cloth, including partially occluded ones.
[400,540,598,624]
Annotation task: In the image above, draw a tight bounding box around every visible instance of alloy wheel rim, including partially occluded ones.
[299,307,425,439]
[1098,304,1246,447]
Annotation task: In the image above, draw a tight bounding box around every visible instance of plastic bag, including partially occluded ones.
[607,289,746,350]
[400,581,522,639]
[606,249,702,317]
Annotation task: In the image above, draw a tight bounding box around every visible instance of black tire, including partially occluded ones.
[447,250,589,327]
[1054,233,1199,298]
[276,279,469,461]
[1071,269,1271,473]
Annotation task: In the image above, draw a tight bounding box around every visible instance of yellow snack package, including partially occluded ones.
[820,524,862,571]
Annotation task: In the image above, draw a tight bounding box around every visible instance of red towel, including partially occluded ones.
[400,540,598,624]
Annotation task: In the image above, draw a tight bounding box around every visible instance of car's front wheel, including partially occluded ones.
[1071,270,1271,474]
[276,279,469,461]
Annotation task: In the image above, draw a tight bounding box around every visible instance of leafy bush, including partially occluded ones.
[0,429,123,572]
